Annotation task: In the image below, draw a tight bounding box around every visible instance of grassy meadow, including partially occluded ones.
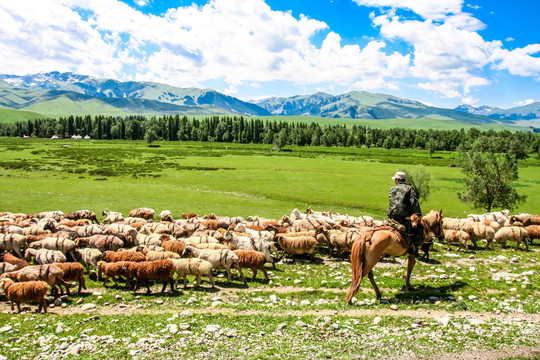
[0,137,539,218]
[1,137,539,359]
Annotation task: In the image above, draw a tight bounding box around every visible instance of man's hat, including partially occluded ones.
[392,171,406,180]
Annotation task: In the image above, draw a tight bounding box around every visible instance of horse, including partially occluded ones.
[345,209,444,303]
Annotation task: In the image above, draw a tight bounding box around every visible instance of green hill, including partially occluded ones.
[0,107,44,123]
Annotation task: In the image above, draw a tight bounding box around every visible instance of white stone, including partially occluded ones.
[81,303,96,311]
[206,325,221,333]
[269,295,277,303]
[92,291,102,296]
[295,320,307,328]
[373,317,382,325]
[390,305,398,311]
[300,300,310,306]
[0,326,12,333]
[437,316,450,327]
[468,295,477,300]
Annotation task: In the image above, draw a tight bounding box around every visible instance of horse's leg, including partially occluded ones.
[367,271,382,300]
[403,254,416,289]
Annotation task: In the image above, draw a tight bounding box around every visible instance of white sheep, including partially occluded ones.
[170,258,215,288]
[0,233,27,258]
[74,248,103,273]
[102,211,125,224]
[28,237,77,258]
[443,229,471,251]
[0,262,18,275]
[182,245,241,283]
[25,248,66,265]
[494,226,529,250]
[442,218,474,234]
[469,222,495,250]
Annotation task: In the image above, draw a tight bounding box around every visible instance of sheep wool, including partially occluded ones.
[1,279,49,313]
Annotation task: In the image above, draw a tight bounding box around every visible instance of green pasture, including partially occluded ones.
[0,137,539,218]
[257,115,530,131]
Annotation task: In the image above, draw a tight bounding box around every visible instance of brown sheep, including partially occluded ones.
[525,225,540,242]
[276,235,319,259]
[122,259,175,294]
[202,219,222,230]
[97,261,133,287]
[57,219,92,228]
[182,213,198,219]
[63,210,99,224]
[141,250,180,261]
[0,264,69,299]
[129,208,155,220]
[443,229,471,251]
[0,279,49,313]
[1,253,29,270]
[161,240,186,255]
[103,250,146,263]
[234,250,268,283]
[509,214,540,227]
[52,262,86,293]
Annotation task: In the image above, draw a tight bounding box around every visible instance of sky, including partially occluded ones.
[0,0,539,109]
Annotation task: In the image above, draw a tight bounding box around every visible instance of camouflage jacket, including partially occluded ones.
[387,181,422,223]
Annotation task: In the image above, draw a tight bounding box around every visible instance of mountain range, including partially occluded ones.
[0,72,538,124]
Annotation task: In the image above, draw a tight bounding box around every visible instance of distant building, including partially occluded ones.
[84,135,91,140]
[51,135,60,139]
[71,135,83,139]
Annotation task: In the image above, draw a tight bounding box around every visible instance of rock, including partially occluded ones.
[300,300,310,306]
[294,279,302,284]
[92,291,102,296]
[373,317,382,325]
[87,315,100,322]
[0,325,12,333]
[276,323,287,331]
[226,330,238,338]
[511,257,519,263]
[269,295,277,303]
[468,295,477,300]
[155,299,163,305]
[205,325,221,333]
[252,297,264,303]
[390,305,398,311]
[54,298,62,306]
[468,318,485,326]
[437,316,450,327]
[496,255,507,261]
[55,325,64,333]
[179,323,190,331]
[168,324,178,334]
[81,303,96,311]
[115,295,122,300]
[295,320,307,328]
[469,255,475,259]
[211,301,222,307]
[69,344,82,355]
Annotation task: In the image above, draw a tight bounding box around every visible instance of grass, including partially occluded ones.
[0,137,539,359]
[0,244,538,359]
[0,137,539,218]
[0,107,44,124]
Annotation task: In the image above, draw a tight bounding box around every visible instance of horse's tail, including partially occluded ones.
[345,235,366,304]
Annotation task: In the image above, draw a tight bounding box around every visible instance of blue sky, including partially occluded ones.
[0,0,538,109]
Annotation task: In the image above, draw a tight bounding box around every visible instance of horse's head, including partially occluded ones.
[424,209,444,241]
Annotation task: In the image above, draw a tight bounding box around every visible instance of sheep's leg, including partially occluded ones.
[195,275,201,287]
[236,265,247,285]
[207,273,215,288]
[10,302,14,312]
[524,239,529,250]
[261,266,269,281]
[16,303,21,313]
[183,275,189,289]
[145,280,152,294]
[251,268,257,282]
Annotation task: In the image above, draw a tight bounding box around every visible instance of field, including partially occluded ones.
[0,137,539,359]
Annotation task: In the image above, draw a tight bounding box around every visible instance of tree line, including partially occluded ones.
[1,114,539,156]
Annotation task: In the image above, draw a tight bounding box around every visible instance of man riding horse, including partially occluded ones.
[387,171,424,257]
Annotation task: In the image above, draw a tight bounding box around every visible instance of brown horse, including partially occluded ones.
[345,209,444,303]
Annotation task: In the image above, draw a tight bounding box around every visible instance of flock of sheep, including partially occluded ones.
[0,207,538,313]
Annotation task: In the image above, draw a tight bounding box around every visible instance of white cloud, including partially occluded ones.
[514,99,536,106]
[352,0,463,20]
[492,44,540,77]
[0,0,415,93]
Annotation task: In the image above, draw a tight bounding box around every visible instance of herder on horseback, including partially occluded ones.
[345,172,444,303]
[387,171,424,257]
